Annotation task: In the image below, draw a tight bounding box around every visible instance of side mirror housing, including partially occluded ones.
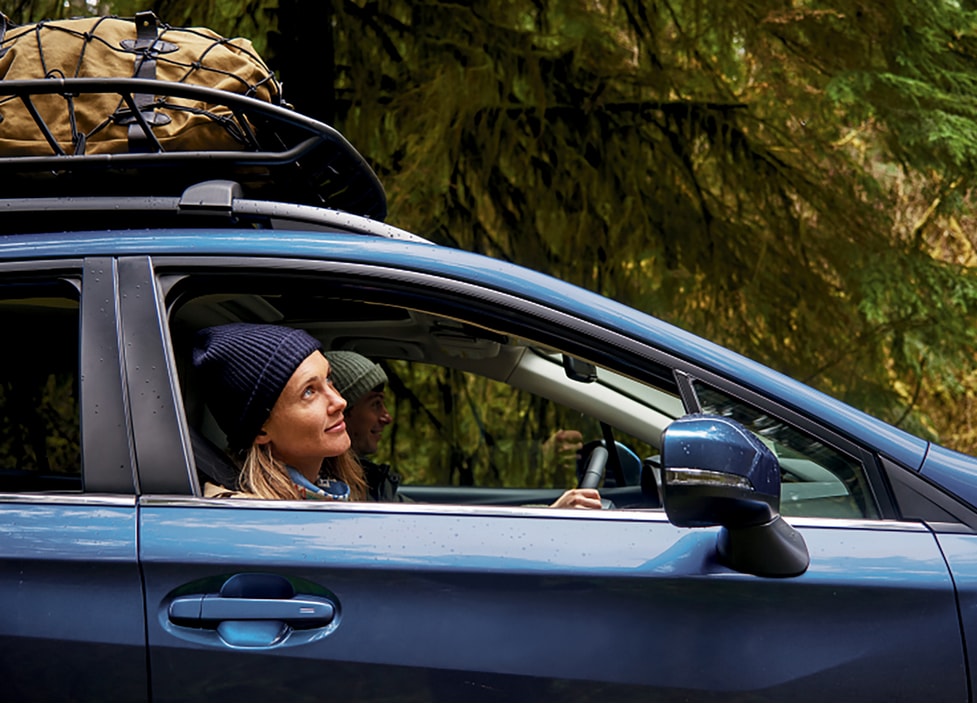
[661,414,809,577]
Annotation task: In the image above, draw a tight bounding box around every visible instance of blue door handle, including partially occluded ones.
[166,573,337,647]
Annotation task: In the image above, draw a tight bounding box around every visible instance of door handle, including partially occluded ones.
[169,594,335,623]
[166,573,337,647]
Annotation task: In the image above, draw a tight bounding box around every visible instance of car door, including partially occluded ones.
[136,502,966,701]
[123,253,968,701]
[0,258,146,702]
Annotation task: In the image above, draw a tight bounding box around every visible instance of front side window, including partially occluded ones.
[380,359,657,495]
[167,272,879,519]
[167,278,676,508]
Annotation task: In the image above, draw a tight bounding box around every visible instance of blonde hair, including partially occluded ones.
[323,451,368,501]
[238,443,368,501]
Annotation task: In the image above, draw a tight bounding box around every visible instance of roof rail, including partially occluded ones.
[0,178,428,241]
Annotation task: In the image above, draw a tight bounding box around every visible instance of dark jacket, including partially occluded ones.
[361,457,405,502]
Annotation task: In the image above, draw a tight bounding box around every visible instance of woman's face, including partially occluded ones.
[257,351,350,478]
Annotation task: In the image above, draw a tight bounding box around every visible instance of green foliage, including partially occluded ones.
[382,360,609,488]
[3,1,114,22]
[336,0,977,449]
[0,373,80,475]
[7,0,977,452]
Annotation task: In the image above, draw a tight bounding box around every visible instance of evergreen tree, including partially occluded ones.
[324,0,977,446]
[7,0,977,452]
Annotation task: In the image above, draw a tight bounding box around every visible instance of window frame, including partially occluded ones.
[0,256,137,495]
[146,255,903,521]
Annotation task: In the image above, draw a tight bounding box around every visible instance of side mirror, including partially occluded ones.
[660,414,809,577]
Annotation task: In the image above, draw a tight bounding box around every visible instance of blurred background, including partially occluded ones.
[6,0,977,457]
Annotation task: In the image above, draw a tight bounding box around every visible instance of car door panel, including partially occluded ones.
[935,532,977,700]
[140,501,964,701]
[0,498,146,702]
[0,260,146,701]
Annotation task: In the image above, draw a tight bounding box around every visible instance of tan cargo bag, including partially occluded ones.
[0,11,282,155]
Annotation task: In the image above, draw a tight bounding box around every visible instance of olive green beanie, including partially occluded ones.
[323,350,387,407]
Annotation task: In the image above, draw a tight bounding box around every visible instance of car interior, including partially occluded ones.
[171,285,674,508]
[0,269,881,520]
[168,280,879,518]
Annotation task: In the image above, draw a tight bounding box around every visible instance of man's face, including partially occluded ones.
[346,387,392,456]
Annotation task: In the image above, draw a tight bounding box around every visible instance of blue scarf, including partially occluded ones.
[287,466,350,501]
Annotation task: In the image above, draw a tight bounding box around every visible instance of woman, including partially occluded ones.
[192,322,368,500]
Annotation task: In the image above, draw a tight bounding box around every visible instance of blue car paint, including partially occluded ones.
[0,229,938,476]
[139,501,965,700]
[0,498,147,701]
[2,224,975,700]
[921,444,977,512]
[934,533,977,700]
[662,414,781,495]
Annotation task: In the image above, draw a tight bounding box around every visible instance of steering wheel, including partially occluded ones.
[577,443,609,490]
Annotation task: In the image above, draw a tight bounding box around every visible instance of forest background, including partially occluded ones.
[8,0,977,456]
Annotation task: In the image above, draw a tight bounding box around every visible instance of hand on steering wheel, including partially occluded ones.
[550,487,602,509]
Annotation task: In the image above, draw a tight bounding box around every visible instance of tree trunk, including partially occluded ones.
[268,0,335,124]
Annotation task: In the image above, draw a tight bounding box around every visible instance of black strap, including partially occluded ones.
[131,12,158,99]
[120,11,175,152]
[128,11,160,152]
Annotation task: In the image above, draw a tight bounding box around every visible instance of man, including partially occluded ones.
[323,350,601,508]
[322,350,401,501]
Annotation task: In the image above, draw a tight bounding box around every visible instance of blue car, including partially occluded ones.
[1,75,975,702]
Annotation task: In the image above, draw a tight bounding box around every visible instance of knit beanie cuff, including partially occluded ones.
[323,350,388,406]
[192,323,322,451]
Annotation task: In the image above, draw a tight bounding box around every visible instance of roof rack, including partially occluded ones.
[0,77,388,220]
[0,179,428,241]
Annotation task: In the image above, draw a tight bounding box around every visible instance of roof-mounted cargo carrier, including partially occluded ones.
[0,77,388,221]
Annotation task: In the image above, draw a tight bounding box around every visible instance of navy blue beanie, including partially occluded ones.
[192,323,322,451]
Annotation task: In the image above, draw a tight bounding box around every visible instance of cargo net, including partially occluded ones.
[0,11,283,155]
